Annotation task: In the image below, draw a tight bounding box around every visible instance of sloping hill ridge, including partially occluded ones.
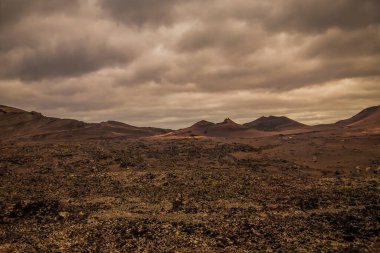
[0,105,170,141]
[0,105,27,113]
[335,105,380,128]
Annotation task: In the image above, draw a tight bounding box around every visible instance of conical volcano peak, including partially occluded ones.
[222,118,236,124]
[243,115,306,131]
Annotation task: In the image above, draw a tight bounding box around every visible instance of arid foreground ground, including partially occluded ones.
[0,133,379,252]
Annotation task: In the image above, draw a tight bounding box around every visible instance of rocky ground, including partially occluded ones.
[0,133,379,252]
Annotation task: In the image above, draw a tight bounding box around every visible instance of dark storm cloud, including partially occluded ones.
[0,1,139,81]
[175,21,265,57]
[1,39,135,81]
[0,0,379,128]
[98,0,180,27]
[0,0,80,26]
[226,0,380,33]
[304,27,380,58]
[268,0,380,33]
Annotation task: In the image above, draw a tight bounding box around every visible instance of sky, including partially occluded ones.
[0,0,379,129]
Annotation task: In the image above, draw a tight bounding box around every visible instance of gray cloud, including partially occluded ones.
[0,0,80,26]
[175,21,265,57]
[98,0,180,27]
[223,0,380,33]
[304,26,380,58]
[263,0,380,33]
[0,39,135,81]
[0,0,379,128]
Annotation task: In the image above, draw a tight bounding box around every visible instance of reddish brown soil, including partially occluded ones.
[0,132,379,252]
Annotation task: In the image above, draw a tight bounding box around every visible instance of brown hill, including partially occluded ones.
[244,116,307,131]
[335,105,380,129]
[0,105,169,141]
[191,120,215,128]
[174,118,244,136]
[175,120,216,136]
[206,118,248,135]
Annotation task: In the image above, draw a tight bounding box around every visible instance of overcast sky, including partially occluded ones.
[0,0,379,128]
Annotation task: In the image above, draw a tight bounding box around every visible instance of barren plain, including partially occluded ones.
[0,105,379,252]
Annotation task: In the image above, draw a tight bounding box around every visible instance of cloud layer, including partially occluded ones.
[1,0,379,128]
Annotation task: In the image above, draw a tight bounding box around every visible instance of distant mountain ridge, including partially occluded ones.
[172,116,307,138]
[1,104,379,141]
[0,105,170,141]
[171,105,380,137]
[174,118,276,138]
